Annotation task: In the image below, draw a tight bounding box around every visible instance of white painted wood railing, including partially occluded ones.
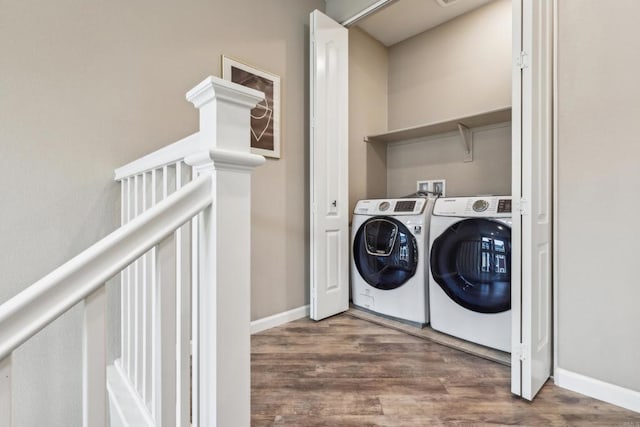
[0,76,264,426]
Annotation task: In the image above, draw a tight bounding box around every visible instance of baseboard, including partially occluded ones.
[250,305,310,334]
[555,368,640,413]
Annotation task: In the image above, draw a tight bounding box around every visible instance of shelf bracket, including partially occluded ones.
[457,123,473,162]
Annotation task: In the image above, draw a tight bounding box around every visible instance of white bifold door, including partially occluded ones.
[309,10,349,321]
[511,0,553,400]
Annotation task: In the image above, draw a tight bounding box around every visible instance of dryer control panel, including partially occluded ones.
[433,196,512,217]
[354,198,427,216]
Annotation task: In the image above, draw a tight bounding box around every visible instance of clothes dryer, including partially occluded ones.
[351,197,435,326]
[428,196,512,352]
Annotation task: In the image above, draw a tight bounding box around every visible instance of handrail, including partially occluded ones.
[0,173,213,360]
[114,132,200,181]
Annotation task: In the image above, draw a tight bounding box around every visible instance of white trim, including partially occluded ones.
[185,149,266,173]
[552,0,559,380]
[341,0,396,27]
[555,368,640,414]
[250,305,310,334]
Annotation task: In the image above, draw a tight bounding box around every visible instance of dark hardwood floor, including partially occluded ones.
[251,314,640,426]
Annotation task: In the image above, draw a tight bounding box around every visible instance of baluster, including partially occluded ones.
[126,177,134,377]
[146,169,157,411]
[150,167,163,419]
[149,169,162,418]
[151,165,172,421]
[190,202,200,427]
[120,179,128,376]
[128,176,136,379]
[141,171,151,404]
[162,165,169,199]
[154,234,177,426]
[0,354,11,426]
[134,174,143,392]
[83,286,107,427]
[176,162,192,426]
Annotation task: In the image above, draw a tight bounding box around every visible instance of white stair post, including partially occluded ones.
[185,77,265,427]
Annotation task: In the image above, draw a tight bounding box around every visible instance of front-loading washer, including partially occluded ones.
[428,196,512,352]
[351,197,435,327]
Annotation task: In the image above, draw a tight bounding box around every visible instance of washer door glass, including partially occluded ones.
[430,218,511,313]
[353,216,418,290]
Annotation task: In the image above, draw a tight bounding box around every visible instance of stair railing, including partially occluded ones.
[0,76,265,427]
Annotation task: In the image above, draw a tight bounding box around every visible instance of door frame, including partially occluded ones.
[312,0,556,399]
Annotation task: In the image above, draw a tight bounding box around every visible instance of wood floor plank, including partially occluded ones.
[252,315,640,426]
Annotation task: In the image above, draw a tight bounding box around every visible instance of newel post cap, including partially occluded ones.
[185,76,264,110]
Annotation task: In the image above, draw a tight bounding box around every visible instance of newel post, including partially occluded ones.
[185,77,265,427]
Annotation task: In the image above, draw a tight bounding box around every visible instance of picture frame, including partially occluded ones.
[222,55,281,159]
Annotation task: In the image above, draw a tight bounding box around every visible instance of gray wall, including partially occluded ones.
[382,0,512,198]
[0,0,323,425]
[349,27,388,215]
[387,123,511,198]
[387,0,511,130]
[557,1,640,392]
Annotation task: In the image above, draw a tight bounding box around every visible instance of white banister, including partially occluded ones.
[83,286,107,427]
[1,75,265,426]
[0,173,213,361]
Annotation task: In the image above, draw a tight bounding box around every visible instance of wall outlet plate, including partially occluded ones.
[416,179,446,197]
[417,180,430,193]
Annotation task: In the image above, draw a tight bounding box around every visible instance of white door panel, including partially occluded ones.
[310,10,349,321]
[512,0,553,400]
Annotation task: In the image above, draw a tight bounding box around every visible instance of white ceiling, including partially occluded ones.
[356,0,494,46]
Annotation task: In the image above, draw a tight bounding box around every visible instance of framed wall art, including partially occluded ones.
[222,55,281,159]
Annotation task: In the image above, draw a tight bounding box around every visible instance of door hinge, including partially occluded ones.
[515,343,527,361]
[519,198,528,216]
[516,51,528,69]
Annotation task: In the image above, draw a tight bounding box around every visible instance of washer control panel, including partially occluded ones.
[378,201,391,212]
[354,198,426,216]
[433,196,512,217]
[472,199,490,212]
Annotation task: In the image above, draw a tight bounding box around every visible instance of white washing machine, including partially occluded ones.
[428,196,512,352]
[351,197,435,326]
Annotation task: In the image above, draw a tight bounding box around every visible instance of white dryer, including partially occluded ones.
[428,196,512,352]
[351,197,435,326]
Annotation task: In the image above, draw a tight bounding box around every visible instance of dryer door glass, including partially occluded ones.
[430,218,511,313]
[353,216,418,290]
